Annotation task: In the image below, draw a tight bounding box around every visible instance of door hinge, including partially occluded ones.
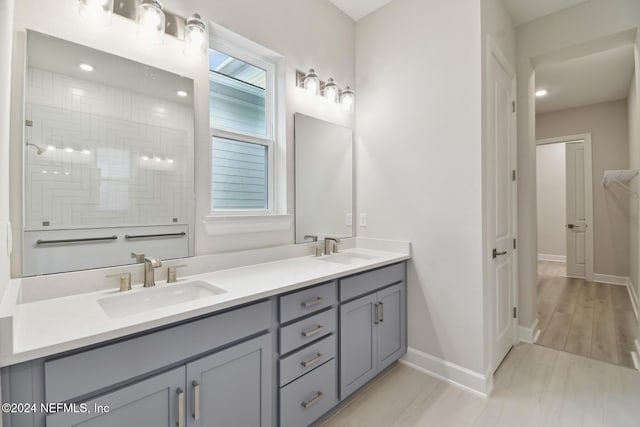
[513,307,517,319]
[512,170,516,181]
[512,101,516,113]
[513,238,517,250]
[25,120,33,127]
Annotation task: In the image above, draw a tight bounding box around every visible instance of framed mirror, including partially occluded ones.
[294,113,353,244]
[21,31,195,276]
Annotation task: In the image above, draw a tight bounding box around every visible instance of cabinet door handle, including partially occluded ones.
[301,297,323,308]
[301,325,324,337]
[301,391,323,409]
[192,380,200,421]
[176,388,185,427]
[301,353,323,368]
[374,303,379,325]
[379,301,384,323]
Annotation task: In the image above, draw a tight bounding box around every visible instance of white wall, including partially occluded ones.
[536,100,630,277]
[515,0,640,328]
[10,0,355,275]
[356,0,486,380]
[536,143,566,260]
[629,69,640,301]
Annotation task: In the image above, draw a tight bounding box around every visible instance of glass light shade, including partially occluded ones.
[184,14,208,56]
[324,78,339,103]
[137,0,165,44]
[303,69,320,96]
[340,86,355,112]
[78,0,114,26]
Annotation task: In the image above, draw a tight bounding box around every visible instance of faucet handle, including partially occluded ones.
[106,272,132,292]
[131,252,145,263]
[167,264,187,283]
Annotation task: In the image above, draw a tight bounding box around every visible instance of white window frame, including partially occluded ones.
[204,24,290,235]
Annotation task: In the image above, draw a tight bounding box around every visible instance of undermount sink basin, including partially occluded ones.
[316,252,377,265]
[98,280,226,319]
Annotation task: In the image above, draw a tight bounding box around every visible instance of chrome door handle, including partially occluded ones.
[301,392,323,409]
[302,325,324,337]
[192,380,200,420]
[176,388,184,427]
[301,353,323,368]
[301,297,323,308]
[492,248,507,258]
[567,224,574,229]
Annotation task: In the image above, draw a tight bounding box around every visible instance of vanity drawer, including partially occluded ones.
[279,281,337,323]
[280,358,337,427]
[279,334,336,386]
[44,300,271,403]
[340,262,405,302]
[279,307,336,355]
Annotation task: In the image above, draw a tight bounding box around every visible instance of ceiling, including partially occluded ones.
[502,0,590,26]
[328,0,394,21]
[535,44,635,114]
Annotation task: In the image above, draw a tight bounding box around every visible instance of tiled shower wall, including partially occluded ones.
[24,67,194,229]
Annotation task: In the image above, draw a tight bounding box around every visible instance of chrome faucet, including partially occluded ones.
[131,252,162,287]
[324,237,341,255]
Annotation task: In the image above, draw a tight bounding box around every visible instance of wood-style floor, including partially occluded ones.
[320,344,640,427]
[536,261,638,369]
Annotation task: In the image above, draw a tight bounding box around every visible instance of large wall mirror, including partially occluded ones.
[294,113,353,244]
[21,31,195,276]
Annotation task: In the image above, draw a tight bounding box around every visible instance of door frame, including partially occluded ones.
[535,133,594,282]
[486,37,518,373]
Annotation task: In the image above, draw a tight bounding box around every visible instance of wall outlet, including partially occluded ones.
[359,213,368,227]
[346,213,352,227]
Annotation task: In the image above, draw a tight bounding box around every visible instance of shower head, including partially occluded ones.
[26,142,46,155]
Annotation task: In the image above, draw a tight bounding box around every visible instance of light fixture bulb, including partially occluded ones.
[78,0,113,26]
[65,147,74,153]
[176,90,188,97]
[184,14,207,56]
[340,86,355,113]
[79,63,94,72]
[303,69,320,96]
[535,89,548,97]
[137,0,166,44]
[47,145,56,151]
[324,78,339,103]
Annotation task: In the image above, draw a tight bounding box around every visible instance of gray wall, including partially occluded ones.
[536,100,630,278]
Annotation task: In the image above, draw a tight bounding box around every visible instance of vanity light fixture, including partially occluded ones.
[535,89,548,97]
[79,63,94,72]
[340,86,355,113]
[176,90,188,97]
[303,69,321,96]
[137,0,166,44]
[78,0,114,26]
[184,14,207,56]
[324,78,339,103]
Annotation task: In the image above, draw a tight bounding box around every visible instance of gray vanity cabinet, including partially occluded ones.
[46,366,185,427]
[339,264,406,400]
[186,334,272,427]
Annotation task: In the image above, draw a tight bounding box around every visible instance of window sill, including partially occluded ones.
[203,214,293,236]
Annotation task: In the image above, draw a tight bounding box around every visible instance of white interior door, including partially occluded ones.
[487,46,517,372]
[566,141,587,278]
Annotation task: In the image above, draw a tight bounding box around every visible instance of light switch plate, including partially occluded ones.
[346,213,352,227]
[359,213,368,227]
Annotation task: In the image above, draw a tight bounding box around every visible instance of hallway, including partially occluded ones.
[536,261,638,369]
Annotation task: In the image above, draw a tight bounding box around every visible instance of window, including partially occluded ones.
[209,46,274,213]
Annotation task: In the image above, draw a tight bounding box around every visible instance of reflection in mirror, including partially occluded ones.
[294,113,352,244]
[22,31,195,276]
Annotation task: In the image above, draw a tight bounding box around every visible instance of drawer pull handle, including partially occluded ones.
[302,297,323,308]
[192,380,200,420]
[302,325,324,338]
[301,391,323,409]
[379,301,384,323]
[301,353,323,368]
[374,303,379,325]
[177,388,185,427]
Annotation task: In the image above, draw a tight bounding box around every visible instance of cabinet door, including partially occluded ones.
[46,366,185,427]
[186,333,272,427]
[377,283,406,370]
[339,293,378,399]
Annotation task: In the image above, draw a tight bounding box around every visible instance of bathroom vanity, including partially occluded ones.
[0,247,408,427]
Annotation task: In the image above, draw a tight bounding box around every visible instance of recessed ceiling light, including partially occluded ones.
[79,63,94,72]
[176,90,188,97]
[535,89,548,97]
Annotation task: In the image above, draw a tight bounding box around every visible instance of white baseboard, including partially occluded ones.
[627,279,638,320]
[518,318,539,344]
[538,254,566,263]
[400,347,491,398]
[593,273,630,286]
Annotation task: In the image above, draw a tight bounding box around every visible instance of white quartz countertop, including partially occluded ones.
[0,245,409,367]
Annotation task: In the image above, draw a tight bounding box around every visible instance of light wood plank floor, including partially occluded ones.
[536,261,637,369]
[320,344,640,427]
